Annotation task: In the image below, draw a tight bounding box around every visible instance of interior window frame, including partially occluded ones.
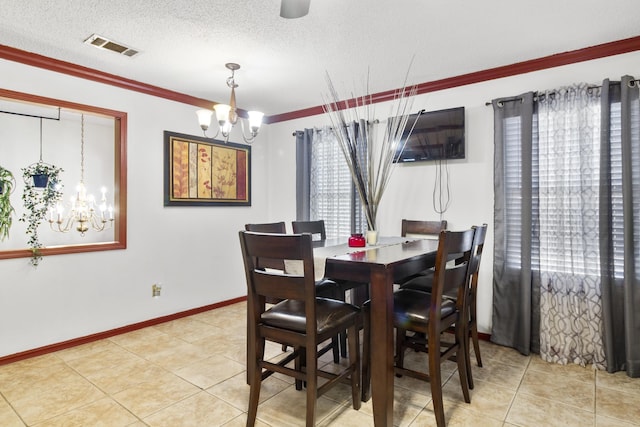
[0,88,127,260]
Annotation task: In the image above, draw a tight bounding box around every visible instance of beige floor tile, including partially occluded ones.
[55,339,122,363]
[596,369,640,396]
[64,345,146,379]
[207,372,290,411]
[528,354,596,383]
[0,354,67,395]
[152,317,220,343]
[73,357,170,395]
[108,327,167,348]
[518,369,594,412]
[596,414,640,427]
[317,404,373,426]
[32,397,138,427]
[138,338,210,371]
[2,364,105,425]
[111,371,200,418]
[410,399,504,427]
[220,413,271,426]
[442,376,516,421]
[174,354,245,389]
[506,393,594,427]
[4,302,639,427]
[596,385,640,424]
[0,397,24,427]
[468,357,527,390]
[481,342,531,370]
[143,391,242,427]
[253,385,340,426]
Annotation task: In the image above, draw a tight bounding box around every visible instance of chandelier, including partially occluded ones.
[196,63,263,144]
[49,114,114,235]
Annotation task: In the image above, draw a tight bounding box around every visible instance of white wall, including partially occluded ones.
[0,58,272,357]
[266,50,640,336]
[1,50,638,357]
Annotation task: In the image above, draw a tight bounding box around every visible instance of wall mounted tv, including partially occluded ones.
[394,106,465,163]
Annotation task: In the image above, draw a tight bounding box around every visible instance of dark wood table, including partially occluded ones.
[323,238,439,427]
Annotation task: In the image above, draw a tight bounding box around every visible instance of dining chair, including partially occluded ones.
[245,222,340,363]
[293,219,369,359]
[400,223,488,381]
[239,231,362,427]
[362,227,475,427]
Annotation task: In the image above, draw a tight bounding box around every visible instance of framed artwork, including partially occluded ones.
[164,131,251,206]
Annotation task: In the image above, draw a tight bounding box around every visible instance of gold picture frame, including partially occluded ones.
[164,131,251,206]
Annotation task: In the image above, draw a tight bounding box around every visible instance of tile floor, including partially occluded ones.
[0,301,638,426]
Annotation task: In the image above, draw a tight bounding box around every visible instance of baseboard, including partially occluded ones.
[0,295,247,366]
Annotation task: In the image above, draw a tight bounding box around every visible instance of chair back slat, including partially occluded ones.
[244,222,288,270]
[245,222,287,233]
[240,231,317,305]
[401,219,447,237]
[253,270,307,301]
[292,220,327,241]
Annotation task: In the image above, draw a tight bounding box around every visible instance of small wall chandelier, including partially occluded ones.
[196,63,264,144]
[49,114,114,235]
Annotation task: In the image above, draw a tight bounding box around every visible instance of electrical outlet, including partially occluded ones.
[152,283,162,298]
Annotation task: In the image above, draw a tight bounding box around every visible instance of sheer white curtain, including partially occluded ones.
[536,85,606,368]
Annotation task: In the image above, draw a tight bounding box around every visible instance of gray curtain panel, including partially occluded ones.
[600,76,640,377]
[491,92,540,355]
[295,129,313,221]
[493,78,640,377]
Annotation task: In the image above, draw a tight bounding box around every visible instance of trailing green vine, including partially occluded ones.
[0,165,16,241]
[20,162,64,266]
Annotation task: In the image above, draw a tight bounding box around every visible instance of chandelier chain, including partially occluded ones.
[80,114,85,183]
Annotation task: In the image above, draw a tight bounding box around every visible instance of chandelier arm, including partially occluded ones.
[239,120,257,144]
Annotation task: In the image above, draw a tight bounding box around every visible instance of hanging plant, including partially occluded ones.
[0,165,16,241]
[20,162,63,266]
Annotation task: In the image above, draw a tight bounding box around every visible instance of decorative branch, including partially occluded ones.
[322,65,420,231]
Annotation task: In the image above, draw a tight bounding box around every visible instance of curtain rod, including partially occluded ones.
[484,80,637,106]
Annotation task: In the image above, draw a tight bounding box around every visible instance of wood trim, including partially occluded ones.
[0,296,247,366]
[0,88,128,260]
[3,36,640,125]
[265,34,640,123]
[0,44,214,109]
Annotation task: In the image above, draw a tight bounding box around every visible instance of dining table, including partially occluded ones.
[247,234,440,426]
[318,236,440,427]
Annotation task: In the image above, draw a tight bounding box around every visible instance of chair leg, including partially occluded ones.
[428,334,446,427]
[295,347,304,390]
[456,324,471,402]
[471,324,482,367]
[305,346,318,427]
[361,305,371,402]
[331,336,340,363]
[247,338,264,427]
[464,332,474,390]
[395,328,407,376]
[348,323,362,410]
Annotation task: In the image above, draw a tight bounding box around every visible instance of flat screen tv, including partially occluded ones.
[393,106,465,163]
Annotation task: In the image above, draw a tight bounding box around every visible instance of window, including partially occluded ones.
[298,128,365,238]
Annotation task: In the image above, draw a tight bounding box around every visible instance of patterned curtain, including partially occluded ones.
[535,85,606,368]
[493,78,640,377]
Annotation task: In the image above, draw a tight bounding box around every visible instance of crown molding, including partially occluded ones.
[3,35,640,124]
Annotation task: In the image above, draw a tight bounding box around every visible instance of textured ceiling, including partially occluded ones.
[1,0,639,116]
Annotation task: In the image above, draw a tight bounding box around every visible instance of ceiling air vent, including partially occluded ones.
[83,34,140,58]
